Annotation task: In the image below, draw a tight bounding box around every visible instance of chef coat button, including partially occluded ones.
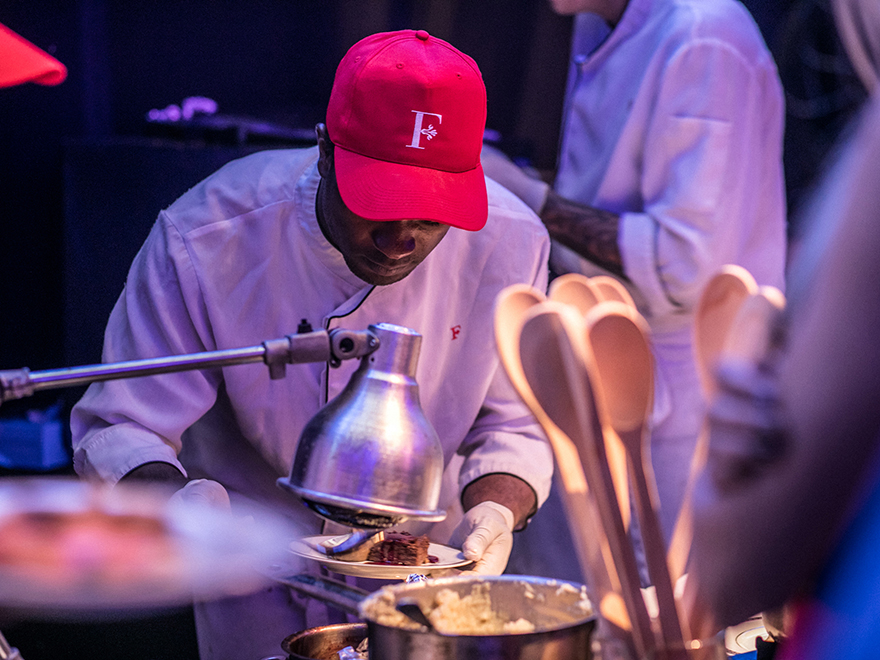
[416,30,430,41]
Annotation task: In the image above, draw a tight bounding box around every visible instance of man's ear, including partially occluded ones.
[316,123,333,178]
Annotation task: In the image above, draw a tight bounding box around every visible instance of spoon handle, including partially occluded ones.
[623,427,687,645]
[555,324,655,657]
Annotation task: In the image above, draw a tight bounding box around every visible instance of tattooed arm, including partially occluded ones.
[539,189,625,280]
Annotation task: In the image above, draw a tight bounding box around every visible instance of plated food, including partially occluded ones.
[331,531,433,566]
[311,530,432,565]
[291,534,472,579]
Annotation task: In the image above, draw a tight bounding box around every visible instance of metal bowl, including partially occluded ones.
[280,622,367,660]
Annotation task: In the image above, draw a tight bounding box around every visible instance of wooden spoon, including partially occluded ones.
[720,286,786,364]
[548,274,632,531]
[682,286,786,639]
[494,287,624,633]
[549,273,602,316]
[757,285,785,314]
[693,265,759,400]
[586,301,688,645]
[667,265,758,583]
[519,302,654,658]
[591,275,637,309]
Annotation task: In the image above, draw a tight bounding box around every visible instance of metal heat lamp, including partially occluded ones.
[278,322,446,529]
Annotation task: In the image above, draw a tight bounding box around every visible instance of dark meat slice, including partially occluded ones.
[365,531,429,566]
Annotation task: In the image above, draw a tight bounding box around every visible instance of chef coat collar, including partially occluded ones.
[573,0,652,66]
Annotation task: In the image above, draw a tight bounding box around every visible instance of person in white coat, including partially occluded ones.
[71,29,553,660]
[484,0,787,583]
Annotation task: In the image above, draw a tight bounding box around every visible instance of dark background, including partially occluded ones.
[0,1,809,659]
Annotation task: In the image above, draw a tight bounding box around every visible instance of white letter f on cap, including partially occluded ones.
[406,111,442,149]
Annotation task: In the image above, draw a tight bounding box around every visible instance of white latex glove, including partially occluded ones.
[449,501,515,575]
[480,143,550,214]
[169,479,231,510]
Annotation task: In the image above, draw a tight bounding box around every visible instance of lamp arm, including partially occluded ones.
[0,328,379,406]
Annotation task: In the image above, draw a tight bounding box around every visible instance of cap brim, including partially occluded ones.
[334,146,488,231]
[0,23,67,88]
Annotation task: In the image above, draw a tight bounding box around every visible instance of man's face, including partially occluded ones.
[316,131,451,286]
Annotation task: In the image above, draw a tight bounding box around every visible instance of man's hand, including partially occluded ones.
[449,501,515,575]
[480,144,549,214]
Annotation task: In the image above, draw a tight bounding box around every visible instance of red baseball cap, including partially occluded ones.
[0,22,67,88]
[327,29,488,231]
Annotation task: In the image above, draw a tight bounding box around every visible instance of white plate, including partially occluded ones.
[290,534,473,579]
[725,614,768,655]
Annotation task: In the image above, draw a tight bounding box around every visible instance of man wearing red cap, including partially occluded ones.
[71,30,553,659]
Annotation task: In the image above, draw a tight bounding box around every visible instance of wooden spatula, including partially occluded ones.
[681,285,786,639]
[693,265,759,400]
[587,301,689,646]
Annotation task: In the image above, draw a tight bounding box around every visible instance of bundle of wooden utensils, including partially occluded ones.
[494,268,785,660]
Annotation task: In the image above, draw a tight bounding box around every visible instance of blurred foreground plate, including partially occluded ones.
[0,477,301,618]
[726,614,768,655]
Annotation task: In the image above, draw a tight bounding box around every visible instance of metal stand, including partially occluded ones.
[0,327,378,407]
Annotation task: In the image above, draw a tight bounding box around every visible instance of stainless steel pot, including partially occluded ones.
[276,573,596,660]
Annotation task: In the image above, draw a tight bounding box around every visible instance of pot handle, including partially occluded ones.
[272,572,368,616]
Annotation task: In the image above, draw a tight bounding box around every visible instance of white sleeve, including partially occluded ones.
[621,38,785,319]
[71,212,220,484]
[456,215,554,509]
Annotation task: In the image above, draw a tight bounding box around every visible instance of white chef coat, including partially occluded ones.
[555,0,786,330]
[70,146,553,660]
[509,0,787,582]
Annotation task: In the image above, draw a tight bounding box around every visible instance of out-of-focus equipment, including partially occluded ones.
[0,477,296,616]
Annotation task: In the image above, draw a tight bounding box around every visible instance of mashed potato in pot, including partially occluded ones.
[362,582,536,635]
